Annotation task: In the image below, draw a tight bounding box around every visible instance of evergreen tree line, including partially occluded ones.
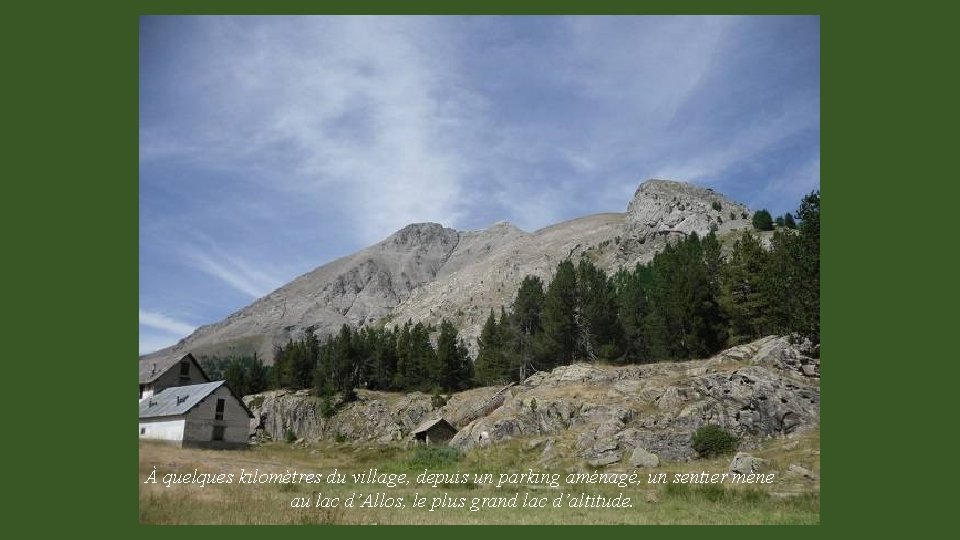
[198,353,271,396]
[475,190,820,384]
[270,319,473,400]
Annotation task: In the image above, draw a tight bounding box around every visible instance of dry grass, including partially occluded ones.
[139,429,819,525]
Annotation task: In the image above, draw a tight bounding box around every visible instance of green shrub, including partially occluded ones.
[699,484,726,502]
[691,425,739,457]
[319,396,336,418]
[712,201,722,211]
[730,211,737,221]
[664,482,692,500]
[409,446,461,468]
[284,428,297,443]
[334,433,347,444]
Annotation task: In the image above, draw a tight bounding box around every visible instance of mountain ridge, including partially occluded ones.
[144,179,752,362]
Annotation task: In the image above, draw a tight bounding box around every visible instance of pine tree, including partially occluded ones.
[575,259,622,361]
[794,190,820,351]
[752,209,774,231]
[614,264,652,363]
[539,260,578,367]
[784,212,797,229]
[435,319,473,390]
[474,309,507,385]
[247,353,269,394]
[513,275,545,336]
[721,230,773,344]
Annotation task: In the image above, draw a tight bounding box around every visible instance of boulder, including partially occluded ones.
[630,448,660,468]
[787,463,817,480]
[729,452,768,475]
[587,451,623,467]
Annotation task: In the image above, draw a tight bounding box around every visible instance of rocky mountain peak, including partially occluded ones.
[148,178,757,362]
[385,222,457,247]
[626,178,751,240]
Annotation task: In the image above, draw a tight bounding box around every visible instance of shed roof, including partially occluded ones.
[138,352,208,384]
[411,417,454,435]
[139,381,253,419]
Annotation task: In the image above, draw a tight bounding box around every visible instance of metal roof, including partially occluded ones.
[138,352,207,384]
[411,417,454,435]
[139,381,226,419]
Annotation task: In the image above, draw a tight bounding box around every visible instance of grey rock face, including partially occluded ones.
[448,336,819,463]
[245,389,435,443]
[242,336,819,467]
[729,452,768,475]
[625,179,751,242]
[630,447,660,468]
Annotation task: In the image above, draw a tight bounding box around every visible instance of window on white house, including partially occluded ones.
[179,361,191,383]
[215,398,225,421]
[140,427,146,435]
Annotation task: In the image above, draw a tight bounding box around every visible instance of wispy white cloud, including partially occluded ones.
[139,309,195,335]
[181,243,283,299]
[139,309,196,354]
[141,16,480,244]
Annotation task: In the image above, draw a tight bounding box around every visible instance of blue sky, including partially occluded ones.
[139,15,820,355]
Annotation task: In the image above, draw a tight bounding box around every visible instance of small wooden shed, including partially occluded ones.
[411,417,457,445]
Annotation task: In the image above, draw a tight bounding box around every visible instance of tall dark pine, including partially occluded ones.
[435,319,472,391]
[539,260,578,367]
[615,264,652,363]
[474,309,507,385]
[795,190,820,351]
[575,259,623,361]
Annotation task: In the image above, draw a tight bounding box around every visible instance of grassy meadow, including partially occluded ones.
[139,429,819,525]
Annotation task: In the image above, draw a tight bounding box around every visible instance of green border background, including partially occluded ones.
[13,0,937,535]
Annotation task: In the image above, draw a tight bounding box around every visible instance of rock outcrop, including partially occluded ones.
[245,389,436,444]
[245,335,819,465]
[448,335,820,462]
[625,179,750,242]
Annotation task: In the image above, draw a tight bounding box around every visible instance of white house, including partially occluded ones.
[138,380,254,448]
[139,353,210,400]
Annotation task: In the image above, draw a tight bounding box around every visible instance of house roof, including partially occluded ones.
[411,417,455,435]
[139,381,254,419]
[138,352,209,384]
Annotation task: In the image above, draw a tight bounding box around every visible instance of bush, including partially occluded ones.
[691,425,738,458]
[409,446,461,468]
[284,428,297,443]
[712,201,722,211]
[319,396,336,418]
[730,211,737,221]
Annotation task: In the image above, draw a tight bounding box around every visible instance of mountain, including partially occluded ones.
[144,179,752,362]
